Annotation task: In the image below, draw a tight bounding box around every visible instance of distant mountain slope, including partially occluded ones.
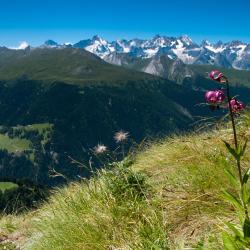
[104,52,250,87]
[103,53,193,84]
[0,47,156,84]
[187,64,250,88]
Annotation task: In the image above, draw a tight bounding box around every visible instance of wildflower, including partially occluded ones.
[94,144,107,154]
[229,99,246,113]
[205,90,225,104]
[114,131,129,143]
[209,69,227,83]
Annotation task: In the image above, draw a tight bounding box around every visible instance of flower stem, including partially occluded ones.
[226,81,249,219]
[226,81,243,186]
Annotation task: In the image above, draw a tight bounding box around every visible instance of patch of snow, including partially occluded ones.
[191,47,202,51]
[123,47,130,53]
[153,37,166,47]
[172,46,195,64]
[236,45,247,59]
[205,45,225,53]
[143,48,159,58]
[180,35,193,46]
[10,41,29,50]
[202,40,211,46]
[115,40,131,53]
[232,45,247,69]
[176,40,184,49]
[129,41,137,46]
[109,47,115,53]
[170,41,176,46]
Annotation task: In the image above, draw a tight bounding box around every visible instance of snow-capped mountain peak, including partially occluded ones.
[179,35,193,46]
[201,40,211,46]
[34,35,250,70]
[92,35,106,44]
[73,35,250,70]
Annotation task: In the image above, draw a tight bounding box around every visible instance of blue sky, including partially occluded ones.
[0,0,249,47]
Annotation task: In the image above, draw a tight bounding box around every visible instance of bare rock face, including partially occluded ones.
[69,35,250,71]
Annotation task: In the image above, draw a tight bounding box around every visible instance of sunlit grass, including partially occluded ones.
[0,114,250,249]
[23,165,168,250]
[16,123,52,133]
[0,182,18,193]
[132,115,250,248]
[0,134,31,153]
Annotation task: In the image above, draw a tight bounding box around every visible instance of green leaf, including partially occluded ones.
[222,232,237,250]
[240,139,248,157]
[236,144,242,156]
[223,140,239,160]
[243,218,250,239]
[225,221,244,238]
[241,184,250,205]
[222,190,244,213]
[225,168,238,186]
[243,168,250,185]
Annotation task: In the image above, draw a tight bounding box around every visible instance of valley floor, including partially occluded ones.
[1,114,250,249]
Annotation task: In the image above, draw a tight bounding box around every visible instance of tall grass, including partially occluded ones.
[133,115,250,248]
[1,115,249,249]
[25,159,169,250]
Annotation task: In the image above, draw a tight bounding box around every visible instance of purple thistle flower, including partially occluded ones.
[229,99,246,113]
[205,90,225,104]
[209,70,227,83]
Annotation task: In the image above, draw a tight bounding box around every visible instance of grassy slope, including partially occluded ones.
[1,114,250,249]
[0,134,30,153]
[0,182,18,193]
[17,123,52,132]
[188,64,250,88]
[0,48,157,85]
[0,123,52,153]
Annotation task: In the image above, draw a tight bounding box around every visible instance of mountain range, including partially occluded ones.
[31,35,250,71]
